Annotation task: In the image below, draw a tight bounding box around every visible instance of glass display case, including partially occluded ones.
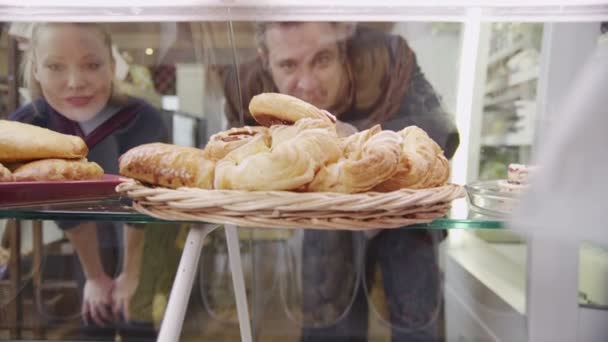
[1,2,607,342]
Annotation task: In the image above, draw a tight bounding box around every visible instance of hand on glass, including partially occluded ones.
[82,274,114,326]
[111,272,139,322]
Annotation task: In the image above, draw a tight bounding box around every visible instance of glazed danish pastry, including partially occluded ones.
[214,127,342,191]
[204,126,269,161]
[0,162,13,182]
[12,158,104,182]
[374,126,449,191]
[0,120,88,162]
[249,93,336,126]
[308,125,402,193]
[119,143,214,189]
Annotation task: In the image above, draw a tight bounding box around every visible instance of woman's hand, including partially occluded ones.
[82,274,114,326]
[111,272,139,322]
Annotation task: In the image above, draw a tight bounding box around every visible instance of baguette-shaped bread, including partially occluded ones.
[249,93,335,126]
[0,120,88,162]
[373,126,449,191]
[12,158,104,182]
[308,125,402,193]
[119,143,214,189]
[0,162,13,182]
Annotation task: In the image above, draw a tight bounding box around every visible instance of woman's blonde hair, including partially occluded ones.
[21,22,124,104]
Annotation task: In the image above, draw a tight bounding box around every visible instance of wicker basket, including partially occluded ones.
[116,179,465,230]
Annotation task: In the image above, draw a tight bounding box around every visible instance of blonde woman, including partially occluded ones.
[10,22,167,340]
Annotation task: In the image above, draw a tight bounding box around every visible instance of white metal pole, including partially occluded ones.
[158,224,217,342]
[452,7,483,187]
[225,224,253,342]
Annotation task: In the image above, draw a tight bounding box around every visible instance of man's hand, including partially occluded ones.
[111,272,139,322]
[82,274,114,326]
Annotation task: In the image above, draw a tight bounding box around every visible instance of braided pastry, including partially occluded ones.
[374,126,449,191]
[214,126,342,191]
[204,126,269,161]
[308,125,402,193]
[249,93,336,126]
[119,143,214,189]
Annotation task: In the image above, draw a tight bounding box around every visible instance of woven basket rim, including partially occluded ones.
[116,178,465,230]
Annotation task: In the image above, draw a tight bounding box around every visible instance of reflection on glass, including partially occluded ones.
[478,23,543,181]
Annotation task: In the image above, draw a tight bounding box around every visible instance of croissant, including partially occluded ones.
[12,158,104,182]
[0,120,88,162]
[204,126,269,161]
[0,162,13,182]
[119,143,214,189]
[249,93,335,126]
[308,125,402,193]
[214,127,342,191]
[373,126,449,191]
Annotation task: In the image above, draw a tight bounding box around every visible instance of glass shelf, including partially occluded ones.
[0,197,504,230]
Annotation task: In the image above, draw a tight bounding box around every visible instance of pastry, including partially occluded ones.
[204,126,269,161]
[214,127,342,191]
[12,158,104,182]
[374,126,450,191]
[119,143,214,189]
[269,118,337,147]
[507,163,535,185]
[0,120,88,162]
[248,93,336,126]
[308,125,402,193]
[499,163,536,193]
[0,162,13,182]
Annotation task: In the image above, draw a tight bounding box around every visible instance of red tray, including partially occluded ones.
[0,174,122,206]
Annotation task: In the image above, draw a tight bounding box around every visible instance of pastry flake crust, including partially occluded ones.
[119,143,215,189]
[204,126,269,161]
[308,125,402,193]
[0,120,88,163]
[214,126,341,191]
[374,126,450,191]
[12,158,104,182]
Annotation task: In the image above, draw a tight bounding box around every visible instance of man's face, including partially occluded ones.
[264,22,346,111]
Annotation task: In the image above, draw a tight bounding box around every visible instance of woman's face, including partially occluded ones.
[33,24,114,122]
[264,22,347,111]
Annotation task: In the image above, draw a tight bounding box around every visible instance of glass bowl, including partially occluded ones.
[465,180,523,218]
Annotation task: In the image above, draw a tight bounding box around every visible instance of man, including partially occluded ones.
[221,22,459,341]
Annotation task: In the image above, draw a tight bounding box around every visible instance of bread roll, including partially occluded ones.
[214,127,341,191]
[12,158,104,182]
[0,162,13,182]
[308,125,402,193]
[373,126,449,191]
[119,143,214,189]
[249,93,335,126]
[0,120,88,162]
[204,126,269,161]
